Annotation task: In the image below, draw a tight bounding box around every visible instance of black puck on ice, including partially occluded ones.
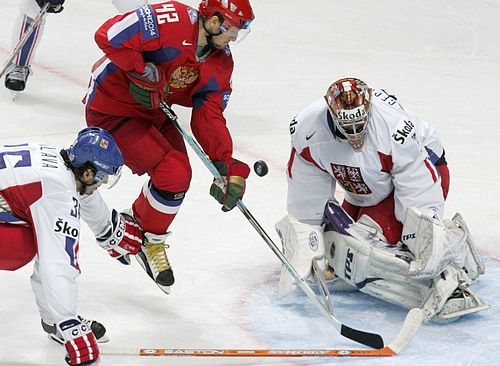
[253,160,269,177]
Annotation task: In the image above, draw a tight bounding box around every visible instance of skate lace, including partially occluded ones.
[8,66,31,80]
[145,242,171,272]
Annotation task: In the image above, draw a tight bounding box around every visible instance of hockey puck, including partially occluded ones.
[253,160,269,177]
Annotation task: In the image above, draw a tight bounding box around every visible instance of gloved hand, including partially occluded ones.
[57,318,99,365]
[36,0,65,13]
[210,159,250,211]
[96,209,143,265]
[127,63,168,109]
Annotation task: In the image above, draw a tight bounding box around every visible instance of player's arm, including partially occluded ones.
[191,87,250,211]
[80,191,143,264]
[94,9,161,74]
[390,128,445,223]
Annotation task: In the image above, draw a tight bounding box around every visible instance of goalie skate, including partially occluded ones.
[434,286,489,323]
[41,316,109,344]
[136,232,174,294]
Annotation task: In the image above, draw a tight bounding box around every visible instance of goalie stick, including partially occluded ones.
[159,102,423,352]
[0,3,50,79]
[100,308,423,357]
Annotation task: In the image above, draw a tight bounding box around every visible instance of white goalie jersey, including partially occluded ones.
[286,89,445,225]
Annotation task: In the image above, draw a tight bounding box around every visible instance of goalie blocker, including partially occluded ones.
[275,201,488,322]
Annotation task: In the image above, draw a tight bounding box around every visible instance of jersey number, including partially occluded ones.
[156,3,179,24]
[0,148,32,170]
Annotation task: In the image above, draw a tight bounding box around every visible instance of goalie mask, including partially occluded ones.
[325,78,372,150]
[65,127,124,190]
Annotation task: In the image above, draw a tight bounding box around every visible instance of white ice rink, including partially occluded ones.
[1,0,499,365]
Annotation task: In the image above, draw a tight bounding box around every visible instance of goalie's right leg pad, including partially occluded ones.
[324,226,489,322]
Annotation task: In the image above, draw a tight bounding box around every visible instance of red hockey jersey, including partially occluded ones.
[85,2,235,162]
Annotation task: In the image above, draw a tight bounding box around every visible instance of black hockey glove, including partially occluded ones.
[36,0,65,13]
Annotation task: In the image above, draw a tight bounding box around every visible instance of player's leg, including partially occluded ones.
[0,223,36,270]
[324,201,488,322]
[86,110,191,293]
[5,0,46,91]
[342,192,402,244]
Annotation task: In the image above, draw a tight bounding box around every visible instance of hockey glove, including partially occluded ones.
[210,159,250,212]
[96,209,143,265]
[57,318,99,366]
[36,0,65,13]
[128,63,168,109]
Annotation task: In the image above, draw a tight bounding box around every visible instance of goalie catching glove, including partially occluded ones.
[127,63,168,109]
[57,318,99,366]
[96,209,143,264]
[210,159,250,211]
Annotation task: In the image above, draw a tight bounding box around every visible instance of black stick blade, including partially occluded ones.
[340,325,384,349]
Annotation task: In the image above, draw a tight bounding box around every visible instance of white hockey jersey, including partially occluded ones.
[0,143,111,324]
[287,88,445,225]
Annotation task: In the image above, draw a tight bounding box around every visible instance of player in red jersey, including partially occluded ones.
[84,0,255,293]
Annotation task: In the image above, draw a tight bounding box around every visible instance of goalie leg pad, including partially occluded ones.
[402,208,467,279]
[275,215,325,299]
[325,229,431,310]
[325,227,489,322]
[447,213,485,282]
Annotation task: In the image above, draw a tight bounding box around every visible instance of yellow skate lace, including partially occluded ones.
[145,242,171,271]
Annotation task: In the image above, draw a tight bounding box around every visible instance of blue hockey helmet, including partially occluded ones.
[66,127,124,188]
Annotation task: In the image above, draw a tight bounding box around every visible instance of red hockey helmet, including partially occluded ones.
[199,0,255,35]
[325,78,372,150]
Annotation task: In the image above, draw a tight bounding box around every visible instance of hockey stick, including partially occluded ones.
[0,3,50,79]
[159,102,423,352]
[101,308,422,357]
